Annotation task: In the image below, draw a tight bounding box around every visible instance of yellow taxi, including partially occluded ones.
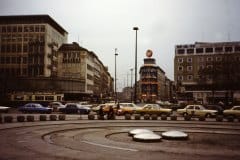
[223,106,240,118]
[117,103,140,115]
[135,104,172,116]
[177,104,218,117]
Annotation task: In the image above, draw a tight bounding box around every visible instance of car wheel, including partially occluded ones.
[205,113,211,118]
[183,112,188,117]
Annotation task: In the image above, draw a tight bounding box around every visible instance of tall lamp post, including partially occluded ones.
[130,68,133,102]
[133,27,139,103]
[114,48,118,103]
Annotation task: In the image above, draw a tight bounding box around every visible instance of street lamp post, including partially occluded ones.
[114,48,118,103]
[130,68,133,102]
[133,27,139,103]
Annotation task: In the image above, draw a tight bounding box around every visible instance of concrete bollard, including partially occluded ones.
[144,114,150,120]
[125,114,131,120]
[26,115,34,122]
[151,114,158,120]
[134,114,141,120]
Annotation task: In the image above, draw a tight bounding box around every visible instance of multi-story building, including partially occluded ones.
[58,42,113,101]
[174,42,240,105]
[0,15,68,101]
[139,50,172,103]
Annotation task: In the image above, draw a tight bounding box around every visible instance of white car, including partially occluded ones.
[0,106,10,113]
[177,104,218,117]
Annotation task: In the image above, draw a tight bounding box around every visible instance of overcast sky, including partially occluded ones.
[1,0,240,91]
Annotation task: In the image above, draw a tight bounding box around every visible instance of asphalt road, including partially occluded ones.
[0,115,240,160]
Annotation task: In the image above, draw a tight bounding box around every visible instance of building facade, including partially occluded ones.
[174,42,240,105]
[139,50,172,103]
[58,42,113,101]
[0,15,68,101]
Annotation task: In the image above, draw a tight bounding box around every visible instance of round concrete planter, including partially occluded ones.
[134,114,141,120]
[4,116,13,123]
[151,114,158,120]
[161,114,167,120]
[216,115,223,122]
[50,115,57,121]
[199,116,206,121]
[227,116,234,122]
[88,114,95,120]
[143,114,150,120]
[39,115,47,121]
[184,115,191,121]
[170,115,177,121]
[97,115,105,120]
[17,115,25,122]
[125,114,131,120]
[58,114,66,121]
[26,115,34,122]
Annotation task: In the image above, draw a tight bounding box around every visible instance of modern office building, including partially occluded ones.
[139,50,172,103]
[174,41,240,104]
[58,42,114,101]
[0,15,68,101]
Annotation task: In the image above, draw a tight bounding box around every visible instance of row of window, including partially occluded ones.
[1,33,45,43]
[0,68,27,76]
[178,65,215,72]
[177,56,240,63]
[177,46,240,54]
[177,75,193,81]
[0,25,45,33]
[63,52,81,59]
[62,58,80,63]
[1,43,44,53]
[0,56,27,64]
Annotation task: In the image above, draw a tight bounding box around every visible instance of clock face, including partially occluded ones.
[146,49,153,58]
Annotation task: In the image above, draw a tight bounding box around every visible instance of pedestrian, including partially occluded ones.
[98,105,104,120]
[107,105,115,120]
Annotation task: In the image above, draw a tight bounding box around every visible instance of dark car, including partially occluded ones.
[59,103,90,114]
[18,103,52,114]
[205,105,223,115]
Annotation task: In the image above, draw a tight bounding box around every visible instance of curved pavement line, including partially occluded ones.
[81,140,138,152]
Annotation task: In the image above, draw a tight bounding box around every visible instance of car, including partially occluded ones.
[135,104,172,116]
[59,103,90,114]
[223,106,240,118]
[117,103,140,115]
[0,106,10,113]
[18,103,52,114]
[205,104,224,115]
[177,104,218,117]
[48,102,65,112]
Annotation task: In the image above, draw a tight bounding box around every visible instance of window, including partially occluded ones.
[178,66,183,71]
[225,46,232,52]
[235,46,240,52]
[198,65,204,70]
[205,48,213,53]
[177,49,185,54]
[199,57,204,62]
[187,49,194,54]
[187,58,192,63]
[187,75,193,80]
[196,48,203,54]
[178,58,183,63]
[2,26,6,32]
[216,57,222,61]
[187,66,192,71]
[18,26,22,32]
[215,47,223,52]
[178,75,183,81]
[40,26,45,32]
[207,65,213,69]
[45,96,54,101]
[35,96,44,101]
[207,57,213,61]
[35,26,39,32]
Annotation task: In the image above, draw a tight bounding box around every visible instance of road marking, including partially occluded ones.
[81,140,138,152]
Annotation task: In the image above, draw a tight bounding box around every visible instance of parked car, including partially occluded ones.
[117,103,140,115]
[223,106,240,118]
[59,103,90,114]
[177,104,218,117]
[18,103,52,114]
[205,104,224,115]
[0,106,10,113]
[135,104,172,116]
[48,102,65,112]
